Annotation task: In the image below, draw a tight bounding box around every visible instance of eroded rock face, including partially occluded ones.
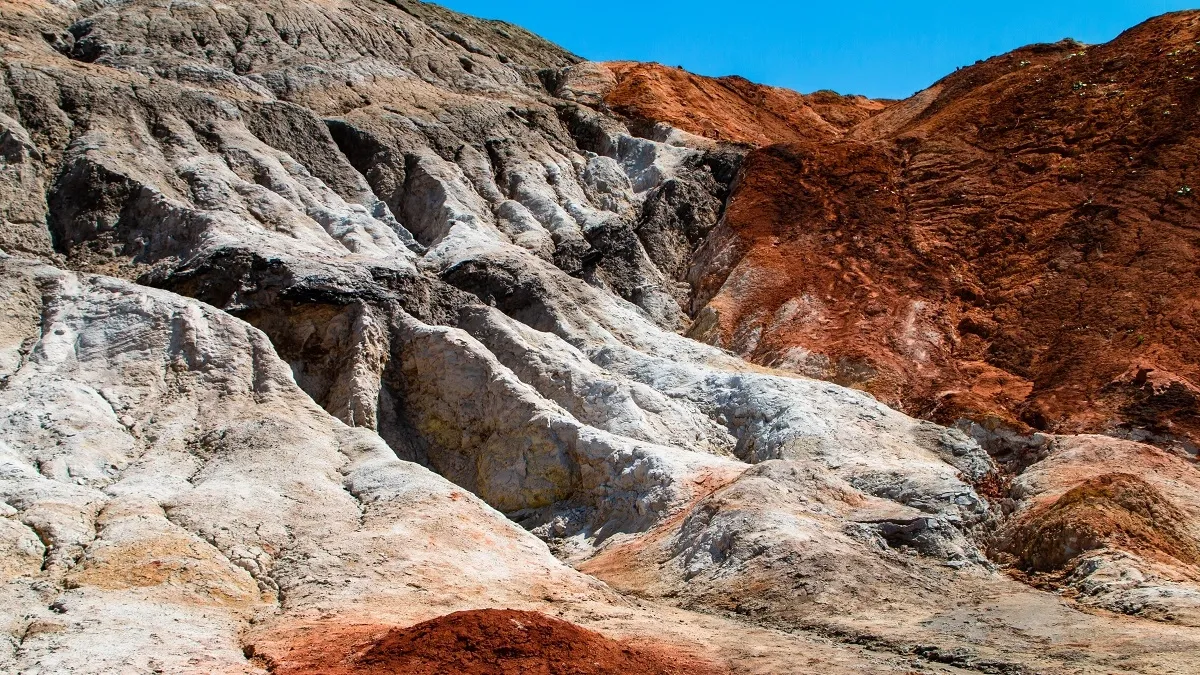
[0,255,607,673]
[682,13,1200,457]
[3,1,1200,673]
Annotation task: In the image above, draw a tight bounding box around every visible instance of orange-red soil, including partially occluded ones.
[602,61,885,146]
[681,12,1200,449]
[249,609,723,675]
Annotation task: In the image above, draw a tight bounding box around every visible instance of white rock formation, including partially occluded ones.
[0,256,607,673]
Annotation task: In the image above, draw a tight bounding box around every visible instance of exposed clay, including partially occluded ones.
[252,610,723,675]
[601,61,886,146]
[684,13,1200,453]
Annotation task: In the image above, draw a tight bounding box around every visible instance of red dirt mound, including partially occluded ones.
[602,61,885,146]
[254,609,723,675]
[685,11,1200,450]
[994,472,1200,573]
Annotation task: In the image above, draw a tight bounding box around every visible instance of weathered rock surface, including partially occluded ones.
[682,12,1200,458]
[2,0,1200,673]
[592,61,886,146]
[0,255,608,673]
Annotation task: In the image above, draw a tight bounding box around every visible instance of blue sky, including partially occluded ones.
[438,1,1198,99]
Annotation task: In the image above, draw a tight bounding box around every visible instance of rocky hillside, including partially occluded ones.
[2,1,1199,673]
[682,13,1200,457]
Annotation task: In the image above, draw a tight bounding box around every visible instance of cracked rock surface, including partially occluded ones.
[2,1,1200,673]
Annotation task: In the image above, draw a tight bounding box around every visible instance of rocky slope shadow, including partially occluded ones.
[3,0,1200,673]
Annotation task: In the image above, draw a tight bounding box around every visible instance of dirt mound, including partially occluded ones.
[684,11,1200,449]
[996,472,1200,572]
[602,61,885,146]
[257,610,722,675]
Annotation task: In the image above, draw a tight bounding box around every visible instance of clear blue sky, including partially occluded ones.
[437,1,1198,99]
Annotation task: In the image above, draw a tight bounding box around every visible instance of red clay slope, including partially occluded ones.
[602,61,886,146]
[686,11,1200,452]
[254,609,723,675]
